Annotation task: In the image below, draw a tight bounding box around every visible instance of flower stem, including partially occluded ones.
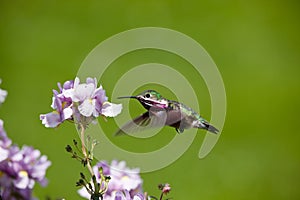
[159,192,164,200]
[80,124,94,176]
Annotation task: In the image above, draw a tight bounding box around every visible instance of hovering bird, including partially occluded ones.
[115,90,219,136]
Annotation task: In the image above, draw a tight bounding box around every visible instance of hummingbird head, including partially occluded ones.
[118,90,168,110]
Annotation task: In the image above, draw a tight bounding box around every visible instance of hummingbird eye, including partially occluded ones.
[145,93,151,98]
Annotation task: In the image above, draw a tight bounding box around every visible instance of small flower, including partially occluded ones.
[40,93,73,128]
[78,160,143,200]
[156,183,171,199]
[0,79,8,105]
[162,184,171,195]
[40,77,122,128]
[71,77,108,117]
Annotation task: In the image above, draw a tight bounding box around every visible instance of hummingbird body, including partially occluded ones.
[116,90,219,135]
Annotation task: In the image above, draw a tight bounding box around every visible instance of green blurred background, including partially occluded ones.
[1,0,299,199]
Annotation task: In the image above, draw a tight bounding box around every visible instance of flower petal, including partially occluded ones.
[73,83,95,102]
[101,103,122,117]
[14,171,30,189]
[0,88,8,104]
[62,107,73,120]
[0,146,9,162]
[78,99,95,117]
[74,77,80,87]
[40,112,61,128]
[62,88,74,99]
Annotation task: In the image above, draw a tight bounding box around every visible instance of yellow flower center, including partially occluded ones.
[19,170,28,177]
[62,101,67,109]
[103,101,109,105]
[121,175,129,181]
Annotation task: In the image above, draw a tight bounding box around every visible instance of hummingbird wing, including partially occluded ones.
[114,112,150,136]
[114,108,183,136]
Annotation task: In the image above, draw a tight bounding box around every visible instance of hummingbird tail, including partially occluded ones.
[200,121,219,134]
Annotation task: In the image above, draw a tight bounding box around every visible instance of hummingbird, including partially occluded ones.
[115,90,219,136]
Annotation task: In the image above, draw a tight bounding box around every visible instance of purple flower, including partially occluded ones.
[69,77,122,118]
[0,184,33,200]
[71,77,108,117]
[0,80,51,199]
[98,160,143,198]
[115,190,144,200]
[0,79,7,105]
[0,145,51,190]
[0,146,51,199]
[0,121,51,199]
[78,160,143,200]
[40,77,122,128]
[40,93,73,128]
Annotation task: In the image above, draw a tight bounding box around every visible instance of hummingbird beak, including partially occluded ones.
[117,96,137,99]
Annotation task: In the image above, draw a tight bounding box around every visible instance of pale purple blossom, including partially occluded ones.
[40,93,73,128]
[40,77,122,128]
[70,77,108,117]
[78,160,143,200]
[0,121,51,199]
[0,145,51,189]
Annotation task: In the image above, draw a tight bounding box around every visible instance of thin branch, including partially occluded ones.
[80,124,94,176]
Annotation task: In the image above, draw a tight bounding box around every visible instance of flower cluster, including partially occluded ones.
[40,77,122,128]
[78,160,144,200]
[0,120,51,200]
